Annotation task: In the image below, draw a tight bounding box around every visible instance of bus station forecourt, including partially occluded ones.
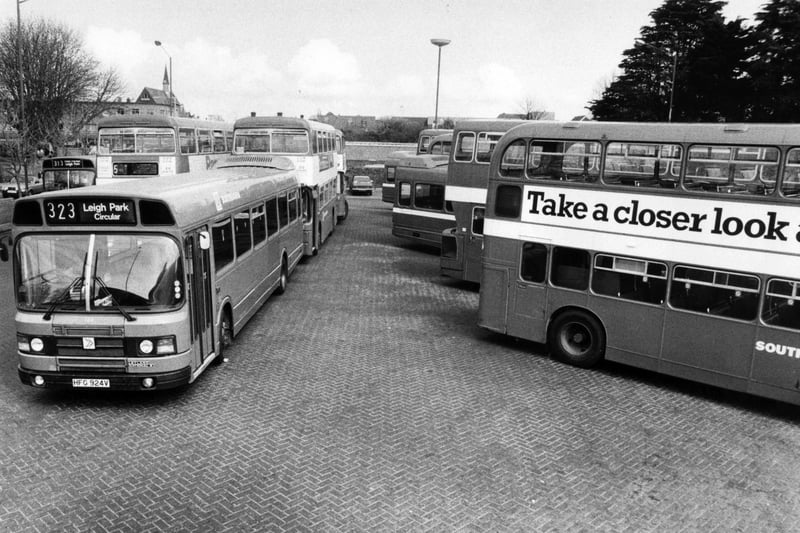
[0,192,799,531]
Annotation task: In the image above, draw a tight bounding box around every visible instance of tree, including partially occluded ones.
[0,18,122,183]
[518,96,551,120]
[747,0,800,121]
[589,0,751,122]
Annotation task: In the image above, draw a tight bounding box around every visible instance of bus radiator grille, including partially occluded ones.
[57,357,127,372]
[55,337,125,357]
[52,326,124,337]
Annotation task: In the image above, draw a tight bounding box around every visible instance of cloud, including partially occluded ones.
[288,39,361,99]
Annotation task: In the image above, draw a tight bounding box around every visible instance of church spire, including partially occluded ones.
[162,66,171,95]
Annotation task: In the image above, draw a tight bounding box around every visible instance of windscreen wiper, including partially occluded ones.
[42,276,84,321]
[92,276,136,322]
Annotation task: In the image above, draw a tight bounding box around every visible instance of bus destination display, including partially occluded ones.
[44,199,137,225]
[113,162,158,176]
[42,158,95,170]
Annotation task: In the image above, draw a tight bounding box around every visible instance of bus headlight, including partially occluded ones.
[156,337,176,355]
[136,337,176,356]
[138,339,154,354]
[18,335,46,353]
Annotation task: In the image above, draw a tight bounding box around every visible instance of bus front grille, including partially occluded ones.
[55,337,125,357]
[58,357,127,372]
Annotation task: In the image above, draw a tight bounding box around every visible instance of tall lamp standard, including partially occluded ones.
[154,40,174,116]
[17,0,29,192]
[430,38,450,129]
[636,39,677,122]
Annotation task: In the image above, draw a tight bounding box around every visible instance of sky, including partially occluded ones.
[0,0,770,122]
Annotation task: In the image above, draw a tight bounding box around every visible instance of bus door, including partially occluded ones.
[464,206,485,283]
[185,229,215,362]
[302,186,318,254]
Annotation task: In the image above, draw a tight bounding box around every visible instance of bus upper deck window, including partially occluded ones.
[500,140,526,178]
[494,185,521,219]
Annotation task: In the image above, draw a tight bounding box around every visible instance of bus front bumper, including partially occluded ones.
[18,366,192,391]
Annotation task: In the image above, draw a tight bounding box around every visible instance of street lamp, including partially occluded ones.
[17,0,29,191]
[154,40,174,116]
[430,38,450,129]
[636,39,677,122]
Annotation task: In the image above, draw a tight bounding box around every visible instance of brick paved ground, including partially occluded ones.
[0,194,798,532]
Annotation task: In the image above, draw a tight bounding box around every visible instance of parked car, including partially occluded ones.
[350,175,374,195]
[1,175,43,198]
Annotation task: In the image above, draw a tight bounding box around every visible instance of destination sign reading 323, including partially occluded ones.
[44,199,137,225]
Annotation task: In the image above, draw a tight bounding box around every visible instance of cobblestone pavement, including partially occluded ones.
[0,195,799,532]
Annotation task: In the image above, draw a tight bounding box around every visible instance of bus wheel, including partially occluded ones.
[548,310,605,368]
[277,258,288,294]
[215,310,233,365]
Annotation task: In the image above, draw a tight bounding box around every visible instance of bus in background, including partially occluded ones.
[479,120,800,406]
[333,128,349,222]
[6,156,303,391]
[233,115,345,256]
[41,156,96,192]
[417,128,453,155]
[95,115,233,185]
[382,133,453,204]
[392,154,453,248]
[440,119,528,283]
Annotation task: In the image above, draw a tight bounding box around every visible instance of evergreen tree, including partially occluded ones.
[589,0,750,122]
[747,0,800,121]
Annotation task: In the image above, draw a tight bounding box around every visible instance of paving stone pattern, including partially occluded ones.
[0,195,798,532]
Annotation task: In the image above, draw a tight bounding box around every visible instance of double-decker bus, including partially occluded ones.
[382,133,452,204]
[40,156,96,192]
[95,115,233,184]
[5,157,303,391]
[233,115,346,255]
[479,120,800,406]
[417,128,453,155]
[391,154,453,248]
[440,119,528,283]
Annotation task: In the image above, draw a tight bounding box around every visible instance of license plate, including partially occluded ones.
[72,378,110,388]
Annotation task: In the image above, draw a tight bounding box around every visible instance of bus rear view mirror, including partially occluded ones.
[199,231,211,250]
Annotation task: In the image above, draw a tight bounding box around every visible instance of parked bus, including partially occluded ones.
[233,115,346,255]
[95,115,233,184]
[41,156,96,192]
[479,120,800,406]
[5,157,303,391]
[392,154,453,248]
[440,119,528,283]
[417,128,453,155]
[333,128,350,221]
[382,133,453,204]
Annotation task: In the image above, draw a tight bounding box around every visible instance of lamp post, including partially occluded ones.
[17,0,29,192]
[430,38,450,129]
[154,40,174,116]
[636,39,677,122]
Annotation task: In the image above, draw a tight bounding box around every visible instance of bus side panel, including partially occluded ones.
[749,323,800,396]
[588,295,664,371]
[478,265,508,334]
[660,312,757,391]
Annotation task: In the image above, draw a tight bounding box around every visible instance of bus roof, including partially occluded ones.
[233,116,336,132]
[25,162,297,229]
[96,115,231,130]
[395,154,450,169]
[499,120,800,146]
[452,118,529,133]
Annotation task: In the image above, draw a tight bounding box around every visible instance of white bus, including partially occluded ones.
[233,115,347,256]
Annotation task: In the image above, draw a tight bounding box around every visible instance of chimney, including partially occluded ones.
[277,112,283,117]
[250,112,256,117]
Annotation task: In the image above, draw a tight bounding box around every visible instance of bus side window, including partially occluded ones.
[471,207,485,235]
[252,204,267,245]
[233,210,252,257]
[212,218,234,271]
[288,190,299,222]
[550,247,590,291]
[669,266,759,321]
[762,279,800,330]
[494,185,521,219]
[278,194,289,228]
[398,182,412,206]
[266,198,279,237]
[500,140,526,178]
[520,242,548,283]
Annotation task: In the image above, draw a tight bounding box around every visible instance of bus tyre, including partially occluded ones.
[548,310,605,368]
[214,311,233,365]
[277,258,288,294]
